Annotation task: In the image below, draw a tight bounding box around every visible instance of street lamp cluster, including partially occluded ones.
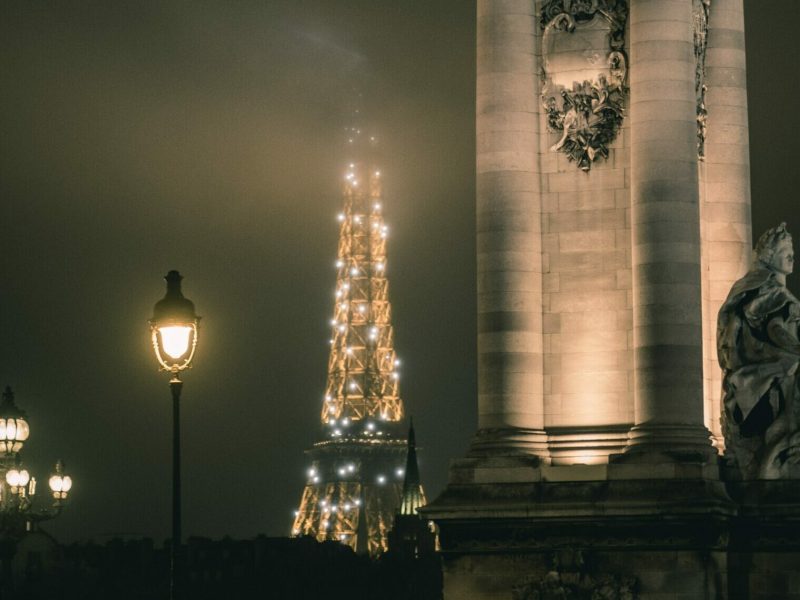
[0,386,72,534]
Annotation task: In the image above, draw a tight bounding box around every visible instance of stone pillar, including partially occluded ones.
[472,0,548,456]
[626,0,713,455]
[700,0,752,448]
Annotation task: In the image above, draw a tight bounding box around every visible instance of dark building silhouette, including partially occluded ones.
[0,531,442,600]
[0,432,444,600]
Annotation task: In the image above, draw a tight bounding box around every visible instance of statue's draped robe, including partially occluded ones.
[717,268,800,439]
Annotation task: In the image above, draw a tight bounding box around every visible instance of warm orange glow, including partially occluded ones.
[571,452,607,466]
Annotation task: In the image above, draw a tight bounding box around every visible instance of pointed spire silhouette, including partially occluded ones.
[400,418,426,516]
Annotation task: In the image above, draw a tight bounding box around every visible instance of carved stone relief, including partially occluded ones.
[718,223,800,479]
[512,572,638,600]
[512,551,638,600]
[693,0,711,160]
[540,0,628,171]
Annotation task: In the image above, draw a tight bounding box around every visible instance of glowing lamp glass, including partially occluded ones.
[49,474,73,493]
[0,417,28,453]
[16,420,29,441]
[6,469,20,487]
[49,475,64,493]
[158,326,193,359]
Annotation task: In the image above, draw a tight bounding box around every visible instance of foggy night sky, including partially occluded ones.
[0,1,798,544]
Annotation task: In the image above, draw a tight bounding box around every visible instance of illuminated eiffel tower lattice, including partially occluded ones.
[291,150,415,557]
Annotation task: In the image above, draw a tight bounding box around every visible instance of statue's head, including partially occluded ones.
[755,222,794,275]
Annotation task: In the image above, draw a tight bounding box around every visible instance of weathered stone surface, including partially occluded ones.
[425,460,800,599]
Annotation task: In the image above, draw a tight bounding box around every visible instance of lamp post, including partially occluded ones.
[149,270,199,600]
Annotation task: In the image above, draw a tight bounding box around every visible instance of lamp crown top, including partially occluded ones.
[0,386,27,420]
[151,270,199,324]
[165,270,183,290]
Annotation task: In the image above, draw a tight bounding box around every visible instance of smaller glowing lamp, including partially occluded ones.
[6,467,30,489]
[49,460,73,500]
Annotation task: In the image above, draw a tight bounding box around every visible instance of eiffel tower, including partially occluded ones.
[291,137,414,556]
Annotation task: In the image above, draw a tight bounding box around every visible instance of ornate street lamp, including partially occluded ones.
[150,271,200,376]
[149,270,200,600]
[0,388,72,532]
[0,386,30,454]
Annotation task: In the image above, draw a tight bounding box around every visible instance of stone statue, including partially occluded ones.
[718,223,800,478]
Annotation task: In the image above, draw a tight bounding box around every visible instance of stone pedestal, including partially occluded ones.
[426,461,800,599]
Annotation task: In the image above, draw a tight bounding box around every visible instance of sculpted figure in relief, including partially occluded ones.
[718,223,800,478]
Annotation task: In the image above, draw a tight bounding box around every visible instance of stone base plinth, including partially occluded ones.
[424,458,800,599]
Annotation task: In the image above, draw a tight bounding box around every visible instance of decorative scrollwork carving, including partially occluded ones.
[512,550,638,600]
[540,0,626,48]
[693,0,711,160]
[512,571,638,600]
[540,0,629,171]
